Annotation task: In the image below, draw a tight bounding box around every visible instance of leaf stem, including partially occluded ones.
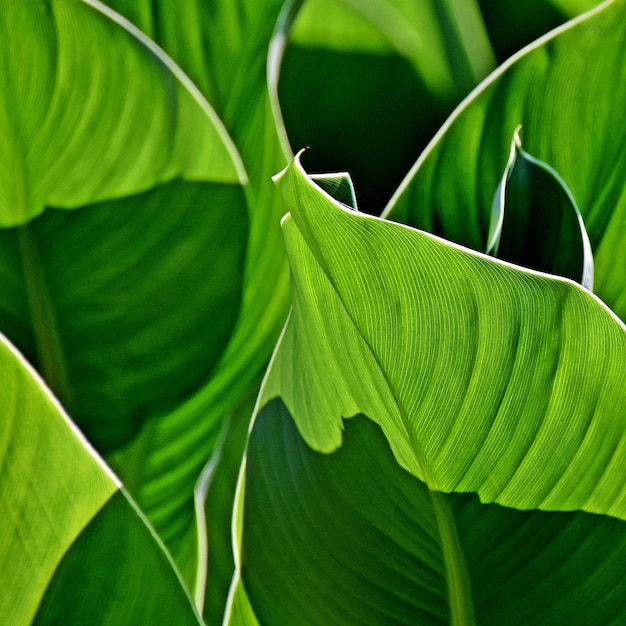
[18,225,73,412]
[430,489,476,626]
[435,0,496,97]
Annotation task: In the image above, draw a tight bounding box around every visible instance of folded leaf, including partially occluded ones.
[487,126,593,289]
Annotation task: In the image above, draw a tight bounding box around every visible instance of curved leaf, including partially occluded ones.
[384,0,626,319]
[0,334,202,625]
[0,0,243,226]
[487,126,593,289]
[228,153,626,623]
[236,400,626,625]
[269,154,626,517]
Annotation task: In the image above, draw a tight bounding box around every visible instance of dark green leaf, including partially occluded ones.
[487,127,593,288]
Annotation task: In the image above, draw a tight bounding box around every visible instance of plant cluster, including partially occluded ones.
[0,0,624,624]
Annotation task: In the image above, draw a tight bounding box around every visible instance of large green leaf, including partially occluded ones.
[97,0,296,605]
[0,0,243,226]
[0,0,253,589]
[0,181,247,453]
[384,0,626,319]
[0,334,202,625]
[227,155,626,623]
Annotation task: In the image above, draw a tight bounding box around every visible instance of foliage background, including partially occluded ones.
[0,1,623,625]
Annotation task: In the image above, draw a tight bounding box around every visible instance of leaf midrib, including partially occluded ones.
[18,224,73,412]
[302,230,476,626]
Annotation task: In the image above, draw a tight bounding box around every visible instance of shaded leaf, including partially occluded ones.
[488,126,593,288]
[0,181,247,453]
[237,399,626,625]
[279,0,495,214]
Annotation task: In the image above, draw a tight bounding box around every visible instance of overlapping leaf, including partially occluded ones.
[0,334,202,625]
[97,0,297,610]
[0,0,254,591]
[227,155,626,623]
[236,401,626,625]
[384,0,626,319]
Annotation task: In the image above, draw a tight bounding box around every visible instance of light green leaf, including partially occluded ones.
[229,153,626,623]
[384,0,626,319]
[487,126,593,289]
[0,0,244,226]
[0,334,202,625]
[271,152,626,514]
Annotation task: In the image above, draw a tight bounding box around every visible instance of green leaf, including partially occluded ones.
[487,126,593,289]
[236,400,626,625]
[96,0,296,601]
[289,0,495,101]
[0,334,202,625]
[0,0,244,226]
[228,154,626,623]
[384,0,626,319]
[273,151,626,515]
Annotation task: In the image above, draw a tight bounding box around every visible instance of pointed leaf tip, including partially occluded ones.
[489,127,594,289]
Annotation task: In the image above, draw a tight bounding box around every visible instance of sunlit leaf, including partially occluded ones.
[227,154,626,624]
[0,335,202,625]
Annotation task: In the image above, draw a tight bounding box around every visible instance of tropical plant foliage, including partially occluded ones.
[0,0,623,624]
